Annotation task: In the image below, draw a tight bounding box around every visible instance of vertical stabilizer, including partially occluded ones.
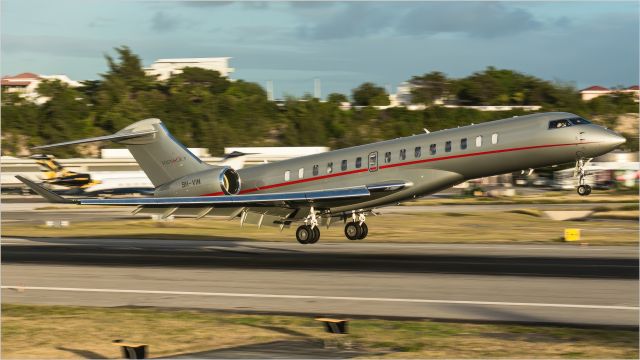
[115,118,211,186]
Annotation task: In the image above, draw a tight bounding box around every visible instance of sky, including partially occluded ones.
[2,0,638,98]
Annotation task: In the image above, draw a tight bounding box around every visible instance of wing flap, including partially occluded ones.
[77,186,370,206]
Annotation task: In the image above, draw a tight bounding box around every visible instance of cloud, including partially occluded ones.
[297,3,391,40]
[150,11,181,32]
[181,1,234,7]
[399,2,541,38]
[297,2,542,40]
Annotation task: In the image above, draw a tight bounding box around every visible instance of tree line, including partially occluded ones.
[2,46,637,157]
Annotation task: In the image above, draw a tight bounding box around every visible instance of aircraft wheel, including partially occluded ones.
[308,226,320,244]
[357,222,368,240]
[577,185,590,196]
[344,222,362,240]
[296,225,312,244]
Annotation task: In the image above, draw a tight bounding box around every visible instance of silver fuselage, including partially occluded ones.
[227,112,623,213]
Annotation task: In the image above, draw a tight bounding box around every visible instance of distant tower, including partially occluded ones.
[314,78,321,99]
[266,80,274,101]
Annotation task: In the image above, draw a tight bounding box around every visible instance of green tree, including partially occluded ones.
[409,71,450,105]
[327,92,348,104]
[34,80,93,155]
[352,82,390,106]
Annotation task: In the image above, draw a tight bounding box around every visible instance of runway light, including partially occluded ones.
[112,340,147,359]
[564,228,581,242]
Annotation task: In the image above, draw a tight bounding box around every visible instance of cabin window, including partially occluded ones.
[415,146,422,158]
[298,168,304,179]
[313,165,319,176]
[355,157,362,168]
[284,170,291,181]
[400,149,406,160]
[491,133,498,144]
[327,162,333,174]
[476,136,482,147]
[460,138,467,150]
[445,141,452,152]
[341,159,348,171]
[569,117,591,125]
[549,119,572,129]
[430,144,436,155]
[384,151,391,163]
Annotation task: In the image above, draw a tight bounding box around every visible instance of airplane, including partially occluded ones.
[29,152,250,196]
[17,112,626,244]
[31,154,154,195]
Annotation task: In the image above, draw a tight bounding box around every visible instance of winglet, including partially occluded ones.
[15,175,76,204]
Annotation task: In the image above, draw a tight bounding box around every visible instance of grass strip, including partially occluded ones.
[3,210,637,245]
[2,304,638,359]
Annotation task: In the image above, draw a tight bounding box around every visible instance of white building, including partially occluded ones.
[1,72,82,104]
[144,57,234,81]
[579,85,639,102]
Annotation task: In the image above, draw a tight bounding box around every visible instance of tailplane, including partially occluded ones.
[32,118,211,187]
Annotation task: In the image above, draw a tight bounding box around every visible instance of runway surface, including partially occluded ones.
[2,237,638,327]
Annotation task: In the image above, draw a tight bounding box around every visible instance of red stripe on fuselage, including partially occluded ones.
[201,142,587,196]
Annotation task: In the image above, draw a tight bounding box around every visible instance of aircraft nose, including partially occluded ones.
[604,132,626,147]
[593,128,626,150]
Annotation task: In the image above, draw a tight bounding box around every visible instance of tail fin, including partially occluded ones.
[30,154,94,188]
[32,118,211,187]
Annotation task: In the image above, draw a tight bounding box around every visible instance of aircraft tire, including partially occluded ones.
[344,222,362,240]
[296,225,312,244]
[577,185,590,196]
[357,223,368,240]
[309,226,320,244]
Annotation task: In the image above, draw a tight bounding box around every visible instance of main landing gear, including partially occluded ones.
[296,206,320,244]
[344,212,368,241]
[575,158,592,196]
[295,209,370,244]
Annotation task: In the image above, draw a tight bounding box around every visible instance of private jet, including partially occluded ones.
[18,112,626,244]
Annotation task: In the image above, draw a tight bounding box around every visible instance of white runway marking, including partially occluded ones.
[2,286,638,311]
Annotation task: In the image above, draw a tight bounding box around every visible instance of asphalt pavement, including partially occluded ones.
[3,237,638,327]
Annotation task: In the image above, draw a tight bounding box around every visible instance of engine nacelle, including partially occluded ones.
[154,166,241,197]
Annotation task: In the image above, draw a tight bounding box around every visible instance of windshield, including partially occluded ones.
[548,119,572,129]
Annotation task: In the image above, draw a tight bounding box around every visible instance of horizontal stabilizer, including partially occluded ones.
[15,175,75,204]
[31,129,157,150]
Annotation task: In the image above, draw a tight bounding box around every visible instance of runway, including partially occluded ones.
[2,237,638,327]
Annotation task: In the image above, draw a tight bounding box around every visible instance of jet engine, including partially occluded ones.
[154,166,241,197]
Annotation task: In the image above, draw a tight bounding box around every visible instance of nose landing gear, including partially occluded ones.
[575,158,592,196]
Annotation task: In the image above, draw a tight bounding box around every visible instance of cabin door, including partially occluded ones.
[368,152,378,172]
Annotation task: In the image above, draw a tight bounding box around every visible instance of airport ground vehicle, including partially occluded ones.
[19,112,625,244]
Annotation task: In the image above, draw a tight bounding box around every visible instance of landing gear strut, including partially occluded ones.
[575,158,592,196]
[296,206,320,244]
[344,212,368,240]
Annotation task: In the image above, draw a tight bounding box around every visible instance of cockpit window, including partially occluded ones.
[568,117,591,125]
[548,119,572,129]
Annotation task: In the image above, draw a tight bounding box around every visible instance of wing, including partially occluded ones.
[17,174,410,206]
[17,175,410,227]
